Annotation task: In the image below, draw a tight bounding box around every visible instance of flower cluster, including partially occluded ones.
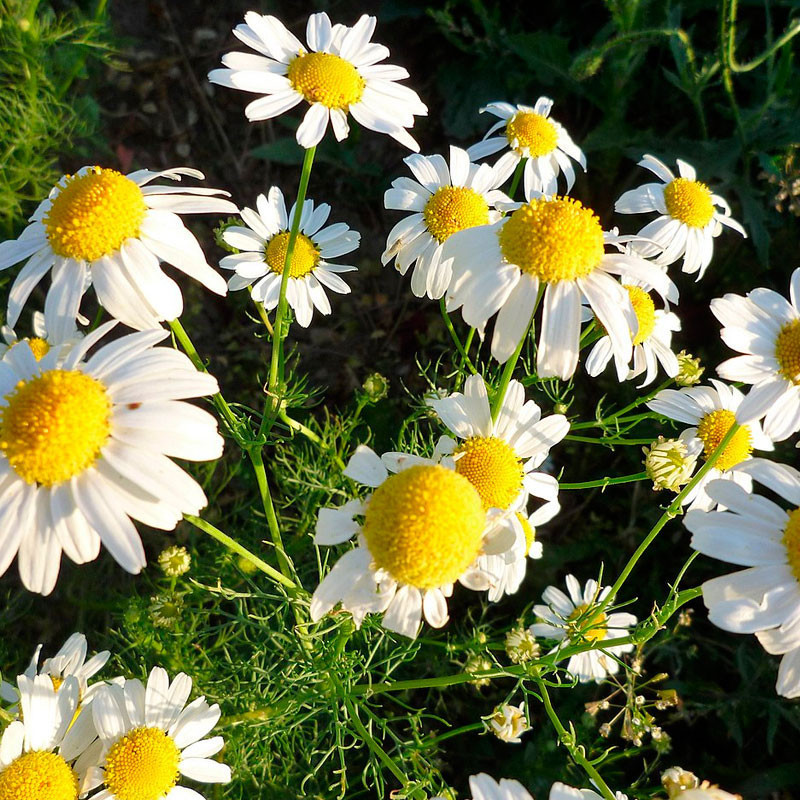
[0,634,230,800]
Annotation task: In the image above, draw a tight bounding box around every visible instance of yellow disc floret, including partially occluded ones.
[663,177,715,228]
[363,464,485,589]
[44,168,146,262]
[498,196,605,283]
[455,436,524,511]
[627,286,656,345]
[695,409,752,471]
[775,318,800,384]
[104,727,181,800]
[0,369,111,486]
[264,231,320,278]
[567,603,607,642]
[0,751,78,800]
[287,51,365,109]
[505,111,559,157]
[423,186,490,243]
[783,507,800,585]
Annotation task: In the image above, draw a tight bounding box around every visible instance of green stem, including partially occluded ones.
[440,298,478,374]
[570,378,673,430]
[247,290,274,335]
[725,0,800,73]
[168,318,239,433]
[560,472,648,490]
[266,145,317,413]
[598,422,741,611]
[508,158,526,200]
[535,676,617,800]
[565,434,654,445]
[279,410,346,470]
[183,514,297,591]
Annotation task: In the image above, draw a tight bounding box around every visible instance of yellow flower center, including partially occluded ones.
[287,51,365,109]
[695,409,752,471]
[567,603,607,642]
[775,318,800,384]
[498,197,605,283]
[363,464,485,589]
[0,370,111,486]
[455,436,524,511]
[264,231,320,278]
[44,168,146,262]
[627,286,656,345]
[0,751,78,800]
[505,111,559,157]
[423,186,490,243]
[516,512,535,554]
[783,508,800,585]
[663,177,715,228]
[104,727,181,800]
[27,338,51,360]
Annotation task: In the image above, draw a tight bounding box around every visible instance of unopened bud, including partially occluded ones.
[676,351,704,386]
[643,436,697,492]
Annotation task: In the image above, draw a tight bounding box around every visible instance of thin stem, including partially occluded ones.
[598,422,741,611]
[560,472,648,490]
[565,434,654,445]
[534,676,617,800]
[247,289,274,335]
[183,514,297,591]
[267,145,317,408]
[571,378,673,430]
[725,0,800,73]
[168,319,239,433]
[508,158,526,200]
[440,297,477,374]
[279,410,347,470]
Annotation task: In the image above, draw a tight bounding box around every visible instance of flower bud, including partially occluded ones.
[643,436,697,492]
[676,351,704,386]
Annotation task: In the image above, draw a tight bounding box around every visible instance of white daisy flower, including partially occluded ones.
[684,462,800,699]
[382,146,513,299]
[467,98,586,198]
[208,12,427,150]
[442,189,677,375]
[647,379,774,510]
[661,764,741,800]
[530,575,637,683]
[0,321,222,595]
[310,444,518,638]
[0,311,82,366]
[0,674,100,799]
[550,782,628,800]
[711,268,800,441]
[485,702,530,744]
[0,166,236,334]
[584,279,681,386]
[614,155,746,279]
[433,773,534,800]
[219,186,359,328]
[91,666,231,800]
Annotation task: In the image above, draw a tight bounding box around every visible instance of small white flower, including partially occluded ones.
[711,267,800,442]
[550,782,628,800]
[91,667,231,800]
[433,773,534,800]
[208,12,427,150]
[647,379,774,510]
[382,146,512,299]
[615,154,745,279]
[0,311,82,367]
[485,702,530,744]
[467,98,586,198]
[220,187,359,327]
[0,166,236,333]
[684,462,800,699]
[505,626,540,664]
[530,575,637,683]
[662,766,700,794]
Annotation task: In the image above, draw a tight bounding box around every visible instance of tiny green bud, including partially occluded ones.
[158,545,191,577]
[675,350,704,386]
[362,372,389,402]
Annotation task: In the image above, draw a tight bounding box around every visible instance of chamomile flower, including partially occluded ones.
[23,633,109,699]
[550,783,628,800]
[382,146,513,299]
[433,773,534,800]
[442,189,677,375]
[647,379,774,510]
[0,167,236,334]
[485,702,531,744]
[0,311,81,366]
[467,99,586,198]
[91,667,231,800]
[0,322,222,595]
[0,674,100,800]
[711,268,800,441]
[530,575,637,683]
[584,280,681,386]
[311,444,517,638]
[684,463,800,698]
[615,155,746,279]
[208,12,427,150]
[219,187,359,327]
